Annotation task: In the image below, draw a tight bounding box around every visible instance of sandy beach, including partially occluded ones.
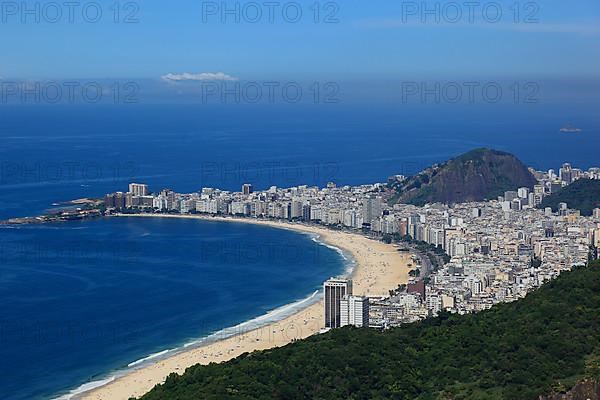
[79,214,411,400]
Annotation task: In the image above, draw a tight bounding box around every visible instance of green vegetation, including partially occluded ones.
[139,261,600,400]
[389,148,537,206]
[540,179,600,216]
[452,148,508,164]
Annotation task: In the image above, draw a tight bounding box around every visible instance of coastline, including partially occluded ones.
[76,214,412,400]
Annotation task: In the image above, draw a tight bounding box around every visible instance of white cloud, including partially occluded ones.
[161,72,239,82]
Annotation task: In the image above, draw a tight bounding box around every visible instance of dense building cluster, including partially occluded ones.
[104,163,600,329]
[370,198,597,327]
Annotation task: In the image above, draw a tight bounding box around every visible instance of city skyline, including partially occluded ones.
[96,151,599,331]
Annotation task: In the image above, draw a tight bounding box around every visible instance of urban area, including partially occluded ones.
[104,163,600,331]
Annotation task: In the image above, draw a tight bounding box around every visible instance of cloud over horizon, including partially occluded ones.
[161,72,239,82]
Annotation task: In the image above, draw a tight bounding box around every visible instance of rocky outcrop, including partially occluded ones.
[389,148,538,206]
[540,379,600,400]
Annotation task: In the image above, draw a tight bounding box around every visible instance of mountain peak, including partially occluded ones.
[389,149,537,206]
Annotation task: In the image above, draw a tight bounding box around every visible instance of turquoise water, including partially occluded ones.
[0,217,347,399]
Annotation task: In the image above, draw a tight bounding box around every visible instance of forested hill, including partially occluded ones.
[540,178,600,216]
[389,148,538,206]
[139,261,600,400]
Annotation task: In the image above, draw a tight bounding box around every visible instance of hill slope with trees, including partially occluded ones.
[389,148,538,206]
[540,179,600,216]
[139,261,600,400]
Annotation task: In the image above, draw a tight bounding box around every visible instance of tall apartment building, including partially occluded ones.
[242,183,253,195]
[517,187,529,199]
[559,163,573,184]
[362,195,382,226]
[340,295,369,327]
[291,199,304,219]
[504,191,518,202]
[324,278,353,328]
[129,183,149,196]
[104,192,126,209]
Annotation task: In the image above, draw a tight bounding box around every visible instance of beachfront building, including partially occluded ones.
[340,295,370,328]
[362,195,382,227]
[129,183,149,196]
[324,278,353,328]
[242,183,253,195]
[105,169,598,328]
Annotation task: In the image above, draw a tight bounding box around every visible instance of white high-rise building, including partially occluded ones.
[559,163,573,184]
[362,195,382,226]
[340,295,369,327]
[426,294,442,315]
[129,183,149,196]
[517,187,529,199]
[242,183,253,195]
[324,278,352,328]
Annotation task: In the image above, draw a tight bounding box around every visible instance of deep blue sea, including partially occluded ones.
[0,96,599,398]
[0,217,346,399]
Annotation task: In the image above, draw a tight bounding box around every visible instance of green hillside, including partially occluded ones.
[540,179,600,216]
[389,148,538,206]
[139,261,600,400]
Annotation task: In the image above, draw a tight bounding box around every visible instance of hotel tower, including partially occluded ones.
[324,278,353,328]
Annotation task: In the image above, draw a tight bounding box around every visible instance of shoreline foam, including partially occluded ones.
[57,290,325,400]
[69,214,411,400]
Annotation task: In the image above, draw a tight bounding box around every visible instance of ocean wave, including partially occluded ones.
[184,289,321,348]
[55,224,354,400]
[311,235,347,258]
[310,234,356,277]
[53,376,115,400]
[57,289,324,400]
[0,225,20,229]
[127,349,173,367]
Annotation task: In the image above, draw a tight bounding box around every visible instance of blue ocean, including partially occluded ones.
[0,217,347,399]
[0,95,599,398]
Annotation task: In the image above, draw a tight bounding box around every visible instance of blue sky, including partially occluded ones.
[1,0,599,81]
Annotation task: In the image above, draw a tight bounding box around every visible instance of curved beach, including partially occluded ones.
[80,214,412,400]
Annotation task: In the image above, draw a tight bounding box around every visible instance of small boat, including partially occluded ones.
[559,124,582,133]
